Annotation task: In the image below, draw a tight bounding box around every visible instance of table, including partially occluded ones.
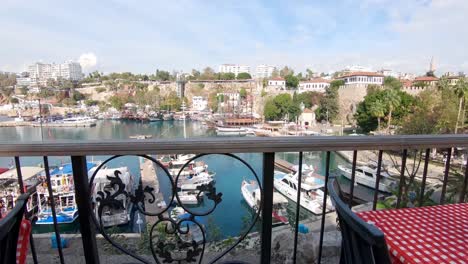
[357,203,467,264]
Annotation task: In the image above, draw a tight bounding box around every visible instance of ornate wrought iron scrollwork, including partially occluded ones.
[88,153,262,264]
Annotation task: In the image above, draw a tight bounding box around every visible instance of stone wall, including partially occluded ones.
[337,84,371,124]
[401,86,432,96]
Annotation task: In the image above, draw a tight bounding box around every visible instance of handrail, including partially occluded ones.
[0,135,468,156]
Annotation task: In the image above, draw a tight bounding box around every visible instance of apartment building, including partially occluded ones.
[26,61,83,84]
[255,65,276,78]
[218,64,250,76]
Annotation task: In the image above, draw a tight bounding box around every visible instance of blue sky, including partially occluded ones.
[1,0,468,75]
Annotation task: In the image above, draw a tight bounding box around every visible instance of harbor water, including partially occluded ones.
[0,120,361,239]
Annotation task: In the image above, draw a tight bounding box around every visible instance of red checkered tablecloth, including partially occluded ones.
[357,203,468,264]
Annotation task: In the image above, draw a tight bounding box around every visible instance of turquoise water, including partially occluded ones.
[0,120,351,238]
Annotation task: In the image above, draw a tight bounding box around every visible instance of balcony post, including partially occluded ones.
[71,156,100,264]
[261,152,275,264]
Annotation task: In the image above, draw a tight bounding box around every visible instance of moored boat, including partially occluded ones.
[273,171,334,215]
[35,162,96,227]
[90,166,135,227]
[337,165,397,193]
[241,180,289,224]
[216,127,247,136]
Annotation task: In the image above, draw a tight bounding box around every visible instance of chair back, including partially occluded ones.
[0,193,30,263]
[328,180,390,264]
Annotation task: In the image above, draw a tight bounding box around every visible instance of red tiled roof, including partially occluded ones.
[414,76,438,82]
[302,108,314,113]
[0,168,9,175]
[339,72,384,78]
[402,80,413,87]
[301,78,330,84]
[269,77,285,81]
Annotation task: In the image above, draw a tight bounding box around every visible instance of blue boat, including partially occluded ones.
[35,162,96,226]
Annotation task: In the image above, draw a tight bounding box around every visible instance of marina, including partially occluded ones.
[0,120,416,238]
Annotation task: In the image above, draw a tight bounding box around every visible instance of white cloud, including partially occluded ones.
[79,53,98,70]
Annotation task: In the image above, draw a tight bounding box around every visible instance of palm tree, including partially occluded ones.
[436,76,450,92]
[454,77,468,134]
[369,99,385,131]
[384,89,401,133]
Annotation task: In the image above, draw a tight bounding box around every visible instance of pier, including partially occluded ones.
[139,157,165,225]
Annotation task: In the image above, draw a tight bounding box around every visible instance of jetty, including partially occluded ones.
[139,157,165,225]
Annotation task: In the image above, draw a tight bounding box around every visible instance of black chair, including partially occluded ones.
[328,180,391,264]
[0,193,30,263]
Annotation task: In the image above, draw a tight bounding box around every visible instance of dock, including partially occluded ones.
[139,158,165,225]
[275,159,296,172]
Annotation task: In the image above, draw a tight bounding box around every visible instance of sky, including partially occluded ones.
[1,0,468,75]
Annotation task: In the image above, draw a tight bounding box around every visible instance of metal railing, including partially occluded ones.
[1,135,467,264]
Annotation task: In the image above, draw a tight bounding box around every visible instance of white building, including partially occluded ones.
[217,92,240,107]
[267,77,286,89]
[299,108,316,127]
[298,78,330,93]
[218,64,250,76]
[379,69,399,79]
[27,61,83,85]
[192,96,208,111]
[255,65,276,79]
[337,72,384,85]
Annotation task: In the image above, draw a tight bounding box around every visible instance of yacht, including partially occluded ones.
[273,171,334,215]
[61,116,97,127]
[337,165,397,193]
[177,171,215,189]
[241,180,288,224]
[90,166,135,227]
[216,127,247,136]
[36,162,97,226]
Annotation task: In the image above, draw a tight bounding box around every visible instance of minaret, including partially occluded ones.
[429,57,436,73]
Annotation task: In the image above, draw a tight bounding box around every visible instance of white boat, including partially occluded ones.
[177,187,204,205]
[241,180,289,224]
[177,171,215,189]
[216,127,247,136]
[337,165,397,193]
[165,154,207,177]
[273,171,334,215]
[90,166,135,227]
[36,162,97,225]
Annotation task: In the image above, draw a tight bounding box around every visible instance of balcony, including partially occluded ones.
[0,135,467,263]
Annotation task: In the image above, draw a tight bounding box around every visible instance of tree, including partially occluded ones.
[0,73,17,87]
[316,80,343,123]
[271,68,280,78]
[355,88,416,133]
[279,66,294,77]
[384,88,401,133]
[219,72,235,80]
[454,77,468,133]
[109,95,126,110]
[285,74,299,89]
[155,70,171,81]
[295,91,323,109]
[263,99,280,120]
[236,72,252,80]
[399,89,458,134]
[200,67,216,80]
[10,97,19,104]
[369,99,385,131]
[239,87,247,99]
[263,93,297,121]
[383,76,403,90]
[160,91,182,111]
[306,68,314,79]
[190,69,201,80]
